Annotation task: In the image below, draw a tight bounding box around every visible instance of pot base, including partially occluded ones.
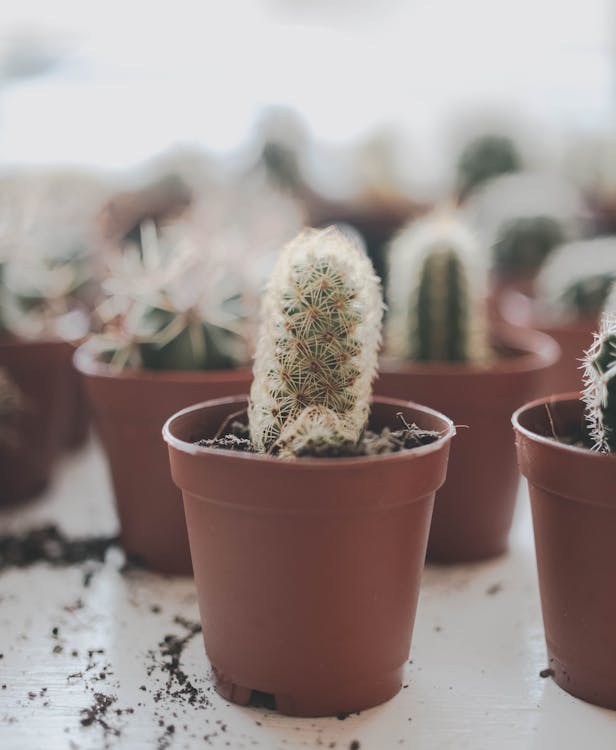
[547,648,616,711]
[212,664,403,717]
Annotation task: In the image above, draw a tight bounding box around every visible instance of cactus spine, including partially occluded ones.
[582,313,616,452]
[248,226,383,454]
[386,212,490,363]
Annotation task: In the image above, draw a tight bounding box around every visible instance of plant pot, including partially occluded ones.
[59,340,91,451]
[74,346,252,575]
[163,395,455,717]
[376,326,559,562]
[0,336,68,505]
[513,395,616,710]
[500,290,596,395]
[487,271,536,324]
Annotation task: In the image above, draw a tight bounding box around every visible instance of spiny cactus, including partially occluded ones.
[535,238,616,322]
[582,313,616,452]
[464,172,585,277]
[386,211,490,363]
[248,226,383,454]
[457,134,522,200]
[94,219,245,371]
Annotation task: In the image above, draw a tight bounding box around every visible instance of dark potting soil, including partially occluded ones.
[0,525,119,571]
[197,417,441,457]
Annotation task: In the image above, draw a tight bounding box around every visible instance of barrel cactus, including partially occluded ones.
[248,226,383,454]
[535,238,616,322]
[94,219,246,371]
[386,211,490,363]
[456,134,522,200]
[582,313,616,452]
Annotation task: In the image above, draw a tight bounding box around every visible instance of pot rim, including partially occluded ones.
[73,341,252,384]
[163,394,456,468]
[512,392,616,462]
[379,324,559,378]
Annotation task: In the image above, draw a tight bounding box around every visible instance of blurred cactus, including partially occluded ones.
[92,219,246,371]
[535,238,616,322]
[464,172,585,277]
[457,134,522,200]
[582,313,616,452]
[248,226,383,454]
[0,368,23,448]
[386,211,490,363]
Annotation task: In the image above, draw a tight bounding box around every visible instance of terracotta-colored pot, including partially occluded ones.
[74,346,252,575]
[500,290,597,395]
[513,395,616,710]
[0,336,68,505]
[58,341,91,451]
[376,326,559,562]
[164,395,455,717]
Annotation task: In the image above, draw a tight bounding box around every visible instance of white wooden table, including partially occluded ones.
[1,440,615,750]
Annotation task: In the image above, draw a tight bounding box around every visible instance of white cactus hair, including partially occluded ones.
[386,209,490,362]
[248,225,383,454]
[582,312,616,453]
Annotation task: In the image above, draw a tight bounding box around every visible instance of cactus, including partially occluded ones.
[457,134,522,200]
[93,219,246,371]
[582,313,616,452]
[248,226,383,454]
[386,211,490,363]
[464,172,585,277]
[535,238,616,322]
[492,215,565,275]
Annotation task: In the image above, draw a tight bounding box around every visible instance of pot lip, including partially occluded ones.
[163,394,456,467]
[512,392,616,462]
[379,325,559,378]
[73,341,252,383]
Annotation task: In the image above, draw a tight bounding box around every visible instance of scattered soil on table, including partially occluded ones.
[198,416,441,457]
[486,583,503,596]
[539,668,555,678]
[0,525,119,571]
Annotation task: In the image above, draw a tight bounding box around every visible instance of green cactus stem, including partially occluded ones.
[457,134,522,200]
[248,226,383,454]
[386,211,490,363]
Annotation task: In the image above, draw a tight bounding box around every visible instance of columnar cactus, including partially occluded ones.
[582,313,616,452]
[535,238,616,322]
[248,226,383,454]
[386,211,490,363]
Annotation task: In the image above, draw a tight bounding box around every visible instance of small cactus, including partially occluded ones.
[535,238,616,322]
[492,215,565,276]
[93,219,246,371]
[457,134,522,200]
[248,226,383,454]
[386,211,490,363]
[582,313,616,452]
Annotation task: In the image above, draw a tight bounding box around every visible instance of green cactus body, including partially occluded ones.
[387,212,490,363]
[536,238,616,322]
[492,215,564,276]
[457,134,521,200]
[582,314,616,452]
[248,226,383,454]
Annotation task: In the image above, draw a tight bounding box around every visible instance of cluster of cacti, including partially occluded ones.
[248,226,383,455]
[582,313,616,452]
[457,134,522,200]
[464,172,585,277]
[535,238,616,321]
[94,219,247,371]
[386,211,491,363]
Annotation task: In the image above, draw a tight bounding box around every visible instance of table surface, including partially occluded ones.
[1,440,615,750]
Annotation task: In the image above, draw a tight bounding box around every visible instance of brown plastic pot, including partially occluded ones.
[513,395,616,710]
[500,289,596,395]
[164,395,455,717]
[0,336,68,505]
[376,326,559,562]
[74,346,252,575]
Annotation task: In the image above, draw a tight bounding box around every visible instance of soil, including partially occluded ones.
[0,525,119,571]
[197,417,441,458]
